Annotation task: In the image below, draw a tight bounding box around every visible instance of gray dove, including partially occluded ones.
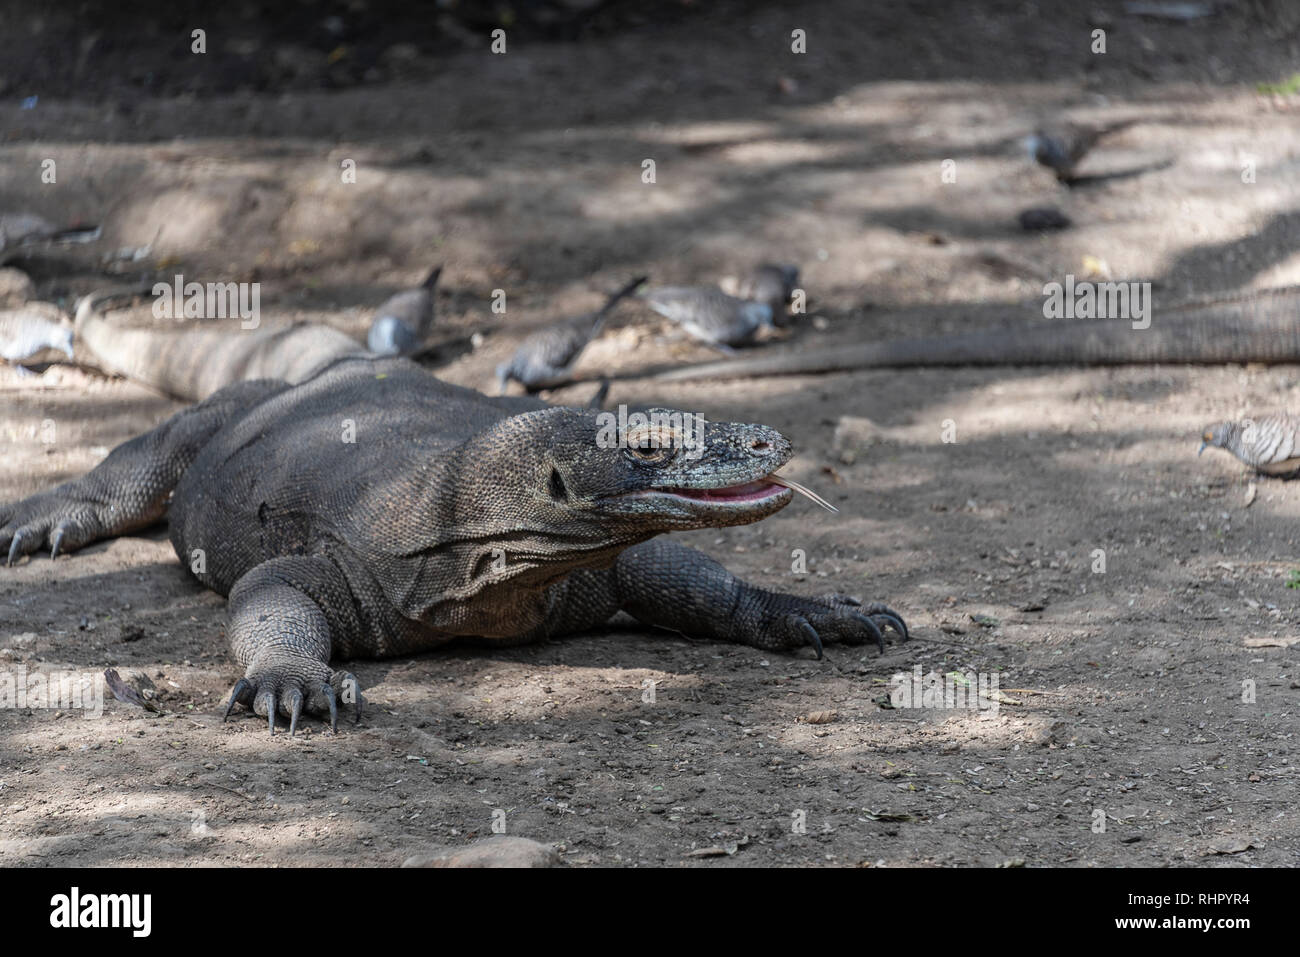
[367,265,442,356]
[496,276,646,394]
[639,284,774,353]
[735,263,799,320]
[1025,119,1137,183]
[1200,414,1300,476]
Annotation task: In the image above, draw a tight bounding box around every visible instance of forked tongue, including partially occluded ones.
[767,473,838,513]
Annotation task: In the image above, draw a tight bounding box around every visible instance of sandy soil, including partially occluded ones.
[1,1,1298,866]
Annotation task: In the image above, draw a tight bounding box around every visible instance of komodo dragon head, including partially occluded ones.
[371,404,838,632]
[459,406,801,538]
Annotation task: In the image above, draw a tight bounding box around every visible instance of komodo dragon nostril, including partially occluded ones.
[749,440,770,453]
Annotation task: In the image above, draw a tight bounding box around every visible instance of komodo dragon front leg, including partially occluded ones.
[0,379,287,564]
[219,538,907,736]
[540,538,907,658]
[222,555,364,735]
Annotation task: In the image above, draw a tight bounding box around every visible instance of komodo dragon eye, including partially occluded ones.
[624,434,677,465]
[1202,430,1214,442]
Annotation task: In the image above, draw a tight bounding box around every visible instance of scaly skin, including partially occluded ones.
[1,357,906,735]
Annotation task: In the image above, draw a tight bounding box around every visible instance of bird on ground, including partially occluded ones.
[735,263,800,322]
[1025,119,1137,183]
[1200,414,1300,476]
[638,284,774,354]
[496,275,647,394]
[367,265,442,356]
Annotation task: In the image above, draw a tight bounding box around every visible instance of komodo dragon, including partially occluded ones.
[0,357,907,735]
[653,287,1300,382]
[74,290,370,401]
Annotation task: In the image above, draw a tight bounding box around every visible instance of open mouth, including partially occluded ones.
[643,472,837,512]
[659,478,788,505]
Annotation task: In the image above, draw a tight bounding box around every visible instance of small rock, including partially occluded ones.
[402,836,561,868]
[1204,837,1257,856]
[1018,207,1071,231]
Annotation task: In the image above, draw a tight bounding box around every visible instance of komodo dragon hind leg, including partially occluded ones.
[0,379,286,565]
[550,539,907,659]
[223,556,363,736]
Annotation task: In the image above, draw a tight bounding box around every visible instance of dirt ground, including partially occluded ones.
[2,1,1299,866]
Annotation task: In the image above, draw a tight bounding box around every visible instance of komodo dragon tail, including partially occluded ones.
[654,287,1300,382]
[75,288,367,402]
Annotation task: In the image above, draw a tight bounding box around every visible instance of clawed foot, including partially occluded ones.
[223,659,363,736]
[1,492,105,565]
[770,593,909,660]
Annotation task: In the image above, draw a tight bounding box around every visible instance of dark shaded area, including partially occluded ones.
[2,0,719,101]
[2,0,1295,124]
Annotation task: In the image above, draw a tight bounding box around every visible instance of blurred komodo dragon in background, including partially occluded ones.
[0,355,908,735]
[654,287,1300,381]
[73,289,370,401]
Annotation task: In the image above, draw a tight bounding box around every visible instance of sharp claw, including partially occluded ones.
[7,532,23,566]
[877,612,909,642]
[287,689,303,737]
[852,613,886,653]
[223,678,252,722]
[266,691,277,736]
[322,683,338,734]
[797,619,824,660]
[50,528,64,560]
